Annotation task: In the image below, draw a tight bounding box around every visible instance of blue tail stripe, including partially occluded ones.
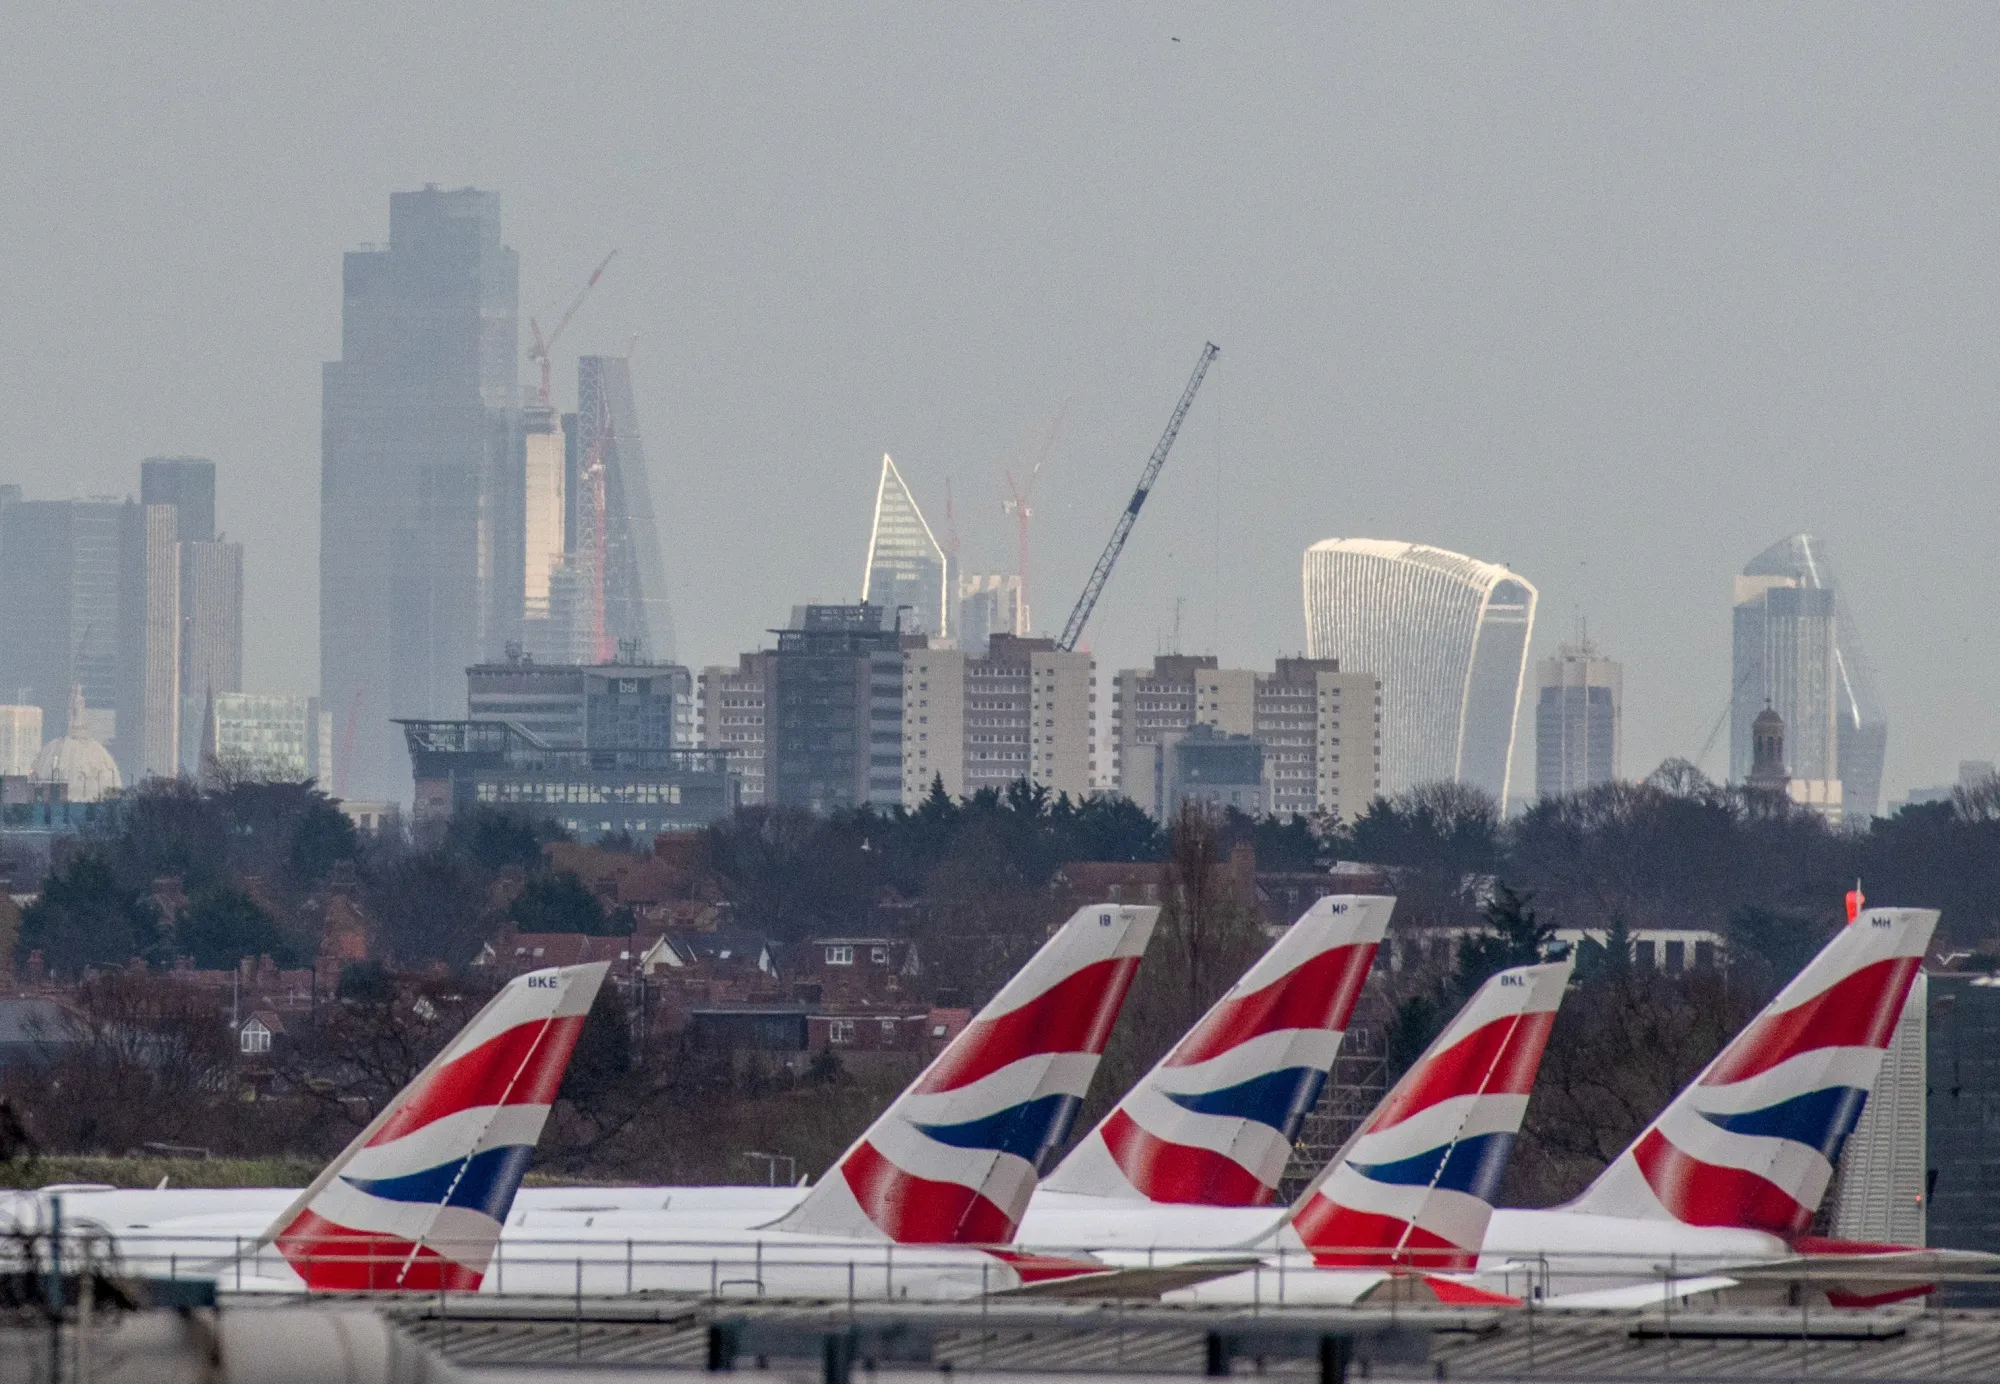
[915,1093,1082,1170]
[1162,1067,1329,1140]
[340,1143,535,1222]
[1698,1086,1870,1162]
[1349,1131,1516,1204]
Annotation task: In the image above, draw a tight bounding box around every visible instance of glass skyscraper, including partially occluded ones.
[572,355,675,662]
[1729,534,1888,819]
[321,186,519,797]
[1302,539,1538,804]
[860,454,947,640]
[1534,639,1622,798]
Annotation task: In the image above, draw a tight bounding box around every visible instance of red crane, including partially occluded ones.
[526,250,617,407]
[1000,399,1070,635]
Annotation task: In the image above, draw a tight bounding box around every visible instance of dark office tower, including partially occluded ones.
[569,356,675,662]
[0,500,127,742]
[768,603,909,813]
[141,458,215,543]
[0,498,179,782]
[322,186,519,797]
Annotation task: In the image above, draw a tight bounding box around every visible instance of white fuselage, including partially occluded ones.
[3,1185,1805,1305]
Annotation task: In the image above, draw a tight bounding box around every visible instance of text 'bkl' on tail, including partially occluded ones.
[772,904,1157,1244]
[1571,908,1936,1236]
[1044,895,1392,1206]
[1284,960,1572,1273]
[264,962,608,1290]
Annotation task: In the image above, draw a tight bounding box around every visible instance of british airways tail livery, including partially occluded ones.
[1568,907,1935,1235]
[1284,960,1571,1273]
[1043,895,1392,1206]
[264,962,608,1290]
[773,904,1157,1245]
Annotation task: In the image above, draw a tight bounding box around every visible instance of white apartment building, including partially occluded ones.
[1109,655,1381,822]
[903,635,1092,806]
[697,653,773,806]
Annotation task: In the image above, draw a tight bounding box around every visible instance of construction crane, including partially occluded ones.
[1000,399,1071,633]
[526,250,617,407]
[1056,342,1219,652]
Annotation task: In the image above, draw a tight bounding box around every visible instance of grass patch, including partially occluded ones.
[0,1156,321,1190]
[0,1156,659,1191]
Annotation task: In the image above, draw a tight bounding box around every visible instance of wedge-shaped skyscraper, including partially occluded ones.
[1303,539,1537,803]
[570,355,675,663]
[860,454,947,639]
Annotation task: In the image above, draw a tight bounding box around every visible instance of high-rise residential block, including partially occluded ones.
[698,653,775,806]
[1255,657,1381,823]
[768,603,912,813]
[1108,655,1380,822]
[1302,539,1537,804]
[322,186,519,798]
[860,455,947,641]
[900,635,1091,806]
[0,706,42,776]
[1730,534,1885,818]
[1534,639,1622,798]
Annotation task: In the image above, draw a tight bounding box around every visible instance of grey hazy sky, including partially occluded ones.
[4,4,1996,802]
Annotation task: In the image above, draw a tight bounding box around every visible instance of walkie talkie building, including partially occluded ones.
[1303,539,1538,804]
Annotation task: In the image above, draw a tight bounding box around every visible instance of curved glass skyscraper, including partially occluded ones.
[1302,539,1538,803]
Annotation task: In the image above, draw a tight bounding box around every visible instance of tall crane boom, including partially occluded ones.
[1056,342,1219,652]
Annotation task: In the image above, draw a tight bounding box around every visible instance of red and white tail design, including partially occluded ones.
[1282,961,1571,1272]
[772,904,1157,1244]
[264,963,608,1290]
[1044,895,1391,1206]
[1571,907,1935,1236]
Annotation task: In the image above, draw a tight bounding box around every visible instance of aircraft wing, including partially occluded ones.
[1002,1256,1266,1299]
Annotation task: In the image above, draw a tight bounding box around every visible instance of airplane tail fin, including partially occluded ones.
[1570,907,1935,1236]
[1283,960,1572,1272]
[1043,895,1392,1205]
[771,904,1157,1244]
[265,962,608,1290]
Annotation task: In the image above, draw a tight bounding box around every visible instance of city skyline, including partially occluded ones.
[12,9,2000,803]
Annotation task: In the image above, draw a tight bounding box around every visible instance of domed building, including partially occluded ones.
[31,687,122,803]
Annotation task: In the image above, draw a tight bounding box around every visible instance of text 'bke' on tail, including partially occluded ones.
[1284,960,1572,1273]
[265,962,608,1291]
[772,904,1157,1244]
[1043,895,1393,1206]
[1570,907,1936,1237]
